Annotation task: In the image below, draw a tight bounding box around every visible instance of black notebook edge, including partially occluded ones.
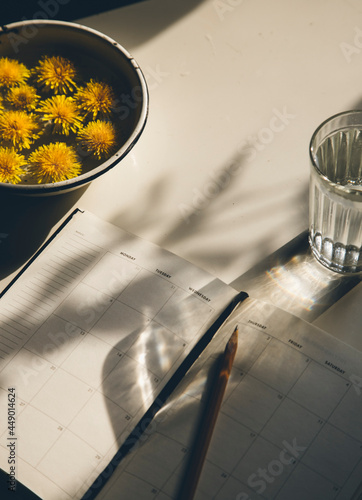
[0,208,84,300]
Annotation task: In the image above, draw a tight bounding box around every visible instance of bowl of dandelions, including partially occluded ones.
[0,19,148,195]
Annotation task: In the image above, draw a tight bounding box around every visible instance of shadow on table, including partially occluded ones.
[108,145,311,301]
[2,0,146,26]
[0,186,88,284]
[78,0,208,49]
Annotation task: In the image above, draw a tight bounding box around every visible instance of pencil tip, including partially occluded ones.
[227,326,238,350]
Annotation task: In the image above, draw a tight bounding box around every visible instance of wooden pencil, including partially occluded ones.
[177,326,238,500]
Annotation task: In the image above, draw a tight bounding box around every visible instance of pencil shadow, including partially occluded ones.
[174,352,223,499]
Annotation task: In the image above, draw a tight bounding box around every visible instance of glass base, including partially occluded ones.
[309,233,362,274]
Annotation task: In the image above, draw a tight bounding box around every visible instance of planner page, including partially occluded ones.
[0,209,239,500]
[94,297,362,500]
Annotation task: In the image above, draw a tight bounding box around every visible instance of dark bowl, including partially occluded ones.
[0,19,148,195]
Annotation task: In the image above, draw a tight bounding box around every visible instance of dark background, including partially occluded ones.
[2,0,146,26]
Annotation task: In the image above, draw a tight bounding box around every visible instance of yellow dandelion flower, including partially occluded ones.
[38,95,83,135]
[77,120,116,159]
[0,147,26,184]
[6,84,40,110]
[32,56,77,94]
[0,57,30,87]
[75,80,115,119]
[28,142,82,183]
[0,110,40,149]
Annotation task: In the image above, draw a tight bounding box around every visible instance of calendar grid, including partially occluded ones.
[96,299,362,500]
[0,210,236,500]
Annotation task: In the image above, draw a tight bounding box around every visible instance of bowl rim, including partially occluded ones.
[0,19,149,194]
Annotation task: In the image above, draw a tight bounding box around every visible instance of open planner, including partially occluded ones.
[0,209,361,500]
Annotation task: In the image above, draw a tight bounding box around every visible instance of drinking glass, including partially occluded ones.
[309,111,362,273]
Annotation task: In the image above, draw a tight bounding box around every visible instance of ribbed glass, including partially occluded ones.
[309,113,362,273]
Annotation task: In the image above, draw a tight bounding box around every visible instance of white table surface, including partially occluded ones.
[74,0,360,276]
[1,0,361,346]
